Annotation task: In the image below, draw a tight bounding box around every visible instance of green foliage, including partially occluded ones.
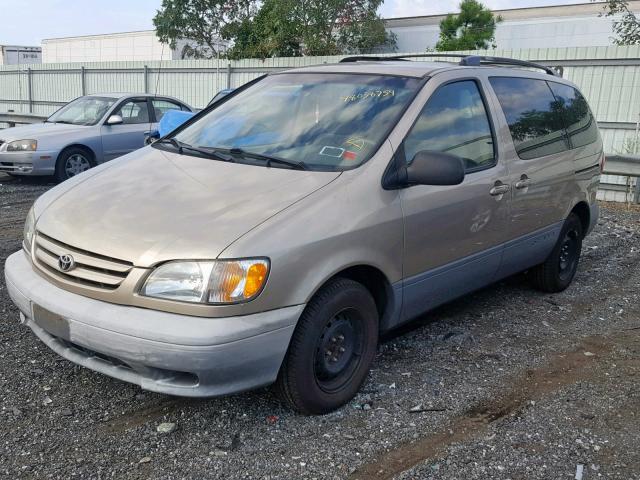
[153,0,259,58]
[435,0,502,52]
[155,0,396,60]
[229,0,396,58]
[597,0,640,45]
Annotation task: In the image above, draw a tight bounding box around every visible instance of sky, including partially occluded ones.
[0,0,593,46]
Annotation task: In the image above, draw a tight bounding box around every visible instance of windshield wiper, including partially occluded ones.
[223,147,308,170]
[154,138,234,163]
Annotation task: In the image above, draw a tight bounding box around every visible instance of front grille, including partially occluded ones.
[33,232,133,290]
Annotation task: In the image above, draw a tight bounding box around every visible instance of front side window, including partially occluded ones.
[169,73,422,171]
[403,80,495,171]
[114,100,150,125]
[489,77,569,160]
[47,96,116,126]
[547,83,599,149]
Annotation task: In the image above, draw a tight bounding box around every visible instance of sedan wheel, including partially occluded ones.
[55,147,95,183]
[65,153,91,177]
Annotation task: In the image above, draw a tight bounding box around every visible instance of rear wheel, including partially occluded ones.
[275,278,378,415]
[55,147,94,182]
[529,213,583,293]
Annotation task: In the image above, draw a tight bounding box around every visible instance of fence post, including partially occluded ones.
[27,67,33,113]
[80,66,86,95]
[226,63,232,89]
[144,65,149,93]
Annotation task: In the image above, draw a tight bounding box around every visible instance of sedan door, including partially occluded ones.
[101,98,153,161]
[396,76,511,321]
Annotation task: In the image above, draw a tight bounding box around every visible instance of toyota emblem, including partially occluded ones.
[58,254,75,272]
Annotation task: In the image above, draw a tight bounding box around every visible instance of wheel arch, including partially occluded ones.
[57,144,96,165]
[570,201,591,238]
[308,264,400,334]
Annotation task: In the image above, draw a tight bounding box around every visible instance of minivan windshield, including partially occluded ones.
[47,96,116,126]
[168,73,422,171]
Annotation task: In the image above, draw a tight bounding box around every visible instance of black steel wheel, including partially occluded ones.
[530,213,583,293]
[275,277,378,415]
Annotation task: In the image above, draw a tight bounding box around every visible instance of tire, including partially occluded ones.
[275,277,379,415]
[55,147,94,183]
[529,213,583,293]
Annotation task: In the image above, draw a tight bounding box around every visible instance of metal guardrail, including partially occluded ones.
[602,154,640,204]
[0,111,47,128]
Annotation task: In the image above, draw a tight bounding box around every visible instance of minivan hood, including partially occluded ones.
[35,148,340,266]
[0,122,88,141]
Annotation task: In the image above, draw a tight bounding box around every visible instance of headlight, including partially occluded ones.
[141,259,269,304]
[7,139,37,152]
[23,206,35,252]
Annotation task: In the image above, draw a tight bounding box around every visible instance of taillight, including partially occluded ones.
[599,152,606,173]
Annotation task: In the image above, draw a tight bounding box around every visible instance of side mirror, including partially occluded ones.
[106,114,123,126]
[405,150,465,186]
[144,129,160,145]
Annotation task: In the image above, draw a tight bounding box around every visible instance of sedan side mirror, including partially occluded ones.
[406,150,465,186]
[106,114,123,126]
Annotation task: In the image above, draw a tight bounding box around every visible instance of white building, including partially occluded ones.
[41,30,201,63]
[0,45,41,66]
[38,2,640,63]
[385,1,640,52]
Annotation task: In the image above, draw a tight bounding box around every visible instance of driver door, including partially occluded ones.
[397,76,511,321]
[101,98,152,161]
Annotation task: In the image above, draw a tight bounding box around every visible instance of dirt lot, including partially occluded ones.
[1,173,639,480]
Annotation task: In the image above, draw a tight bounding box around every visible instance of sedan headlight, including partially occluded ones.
[7,139,37,152]
[141,259,269,304]
[23,206,35,252]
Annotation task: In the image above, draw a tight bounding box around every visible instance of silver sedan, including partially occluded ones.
[0,93,192,182]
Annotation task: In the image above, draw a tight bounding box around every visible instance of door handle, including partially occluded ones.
[489,183,510,196]
[515,175,531,190]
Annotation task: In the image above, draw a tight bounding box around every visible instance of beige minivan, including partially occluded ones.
[5,55,603,414]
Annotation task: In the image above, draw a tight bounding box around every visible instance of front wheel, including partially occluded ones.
[529,213,583,293]
[275,278,379,415]
[55,147,94,183]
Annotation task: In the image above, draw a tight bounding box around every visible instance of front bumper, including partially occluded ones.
[4,251,303,397]
[0,150,58,175]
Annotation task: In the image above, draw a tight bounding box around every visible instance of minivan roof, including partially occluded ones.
[284,61,449,78]
[283,55,566,82]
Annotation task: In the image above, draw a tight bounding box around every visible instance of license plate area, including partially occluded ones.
[32,303,70,339]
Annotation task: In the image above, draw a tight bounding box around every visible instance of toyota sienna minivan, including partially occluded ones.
[5,55,603,414]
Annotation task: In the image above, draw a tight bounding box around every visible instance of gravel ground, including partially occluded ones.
[1,172,639,480]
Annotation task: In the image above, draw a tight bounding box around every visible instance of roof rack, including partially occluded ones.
[339,53,560,76]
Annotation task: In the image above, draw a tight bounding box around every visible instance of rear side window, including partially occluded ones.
[403,80,495,171]
[152,99,187,122]
[489,77,569,160]
[547,83,599,149]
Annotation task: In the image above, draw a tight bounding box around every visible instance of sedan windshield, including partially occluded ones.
[169,73,422,171]
[47,96,116,126]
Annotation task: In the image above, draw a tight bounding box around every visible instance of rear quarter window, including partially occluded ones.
[546,82,599,149]
[489,77,569,160]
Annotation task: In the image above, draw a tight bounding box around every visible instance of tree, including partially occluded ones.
[435,0,502,52]
[226,0,301,59]
[153,0,259,58]
[227,0,396,59]
[597,0,640,45]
